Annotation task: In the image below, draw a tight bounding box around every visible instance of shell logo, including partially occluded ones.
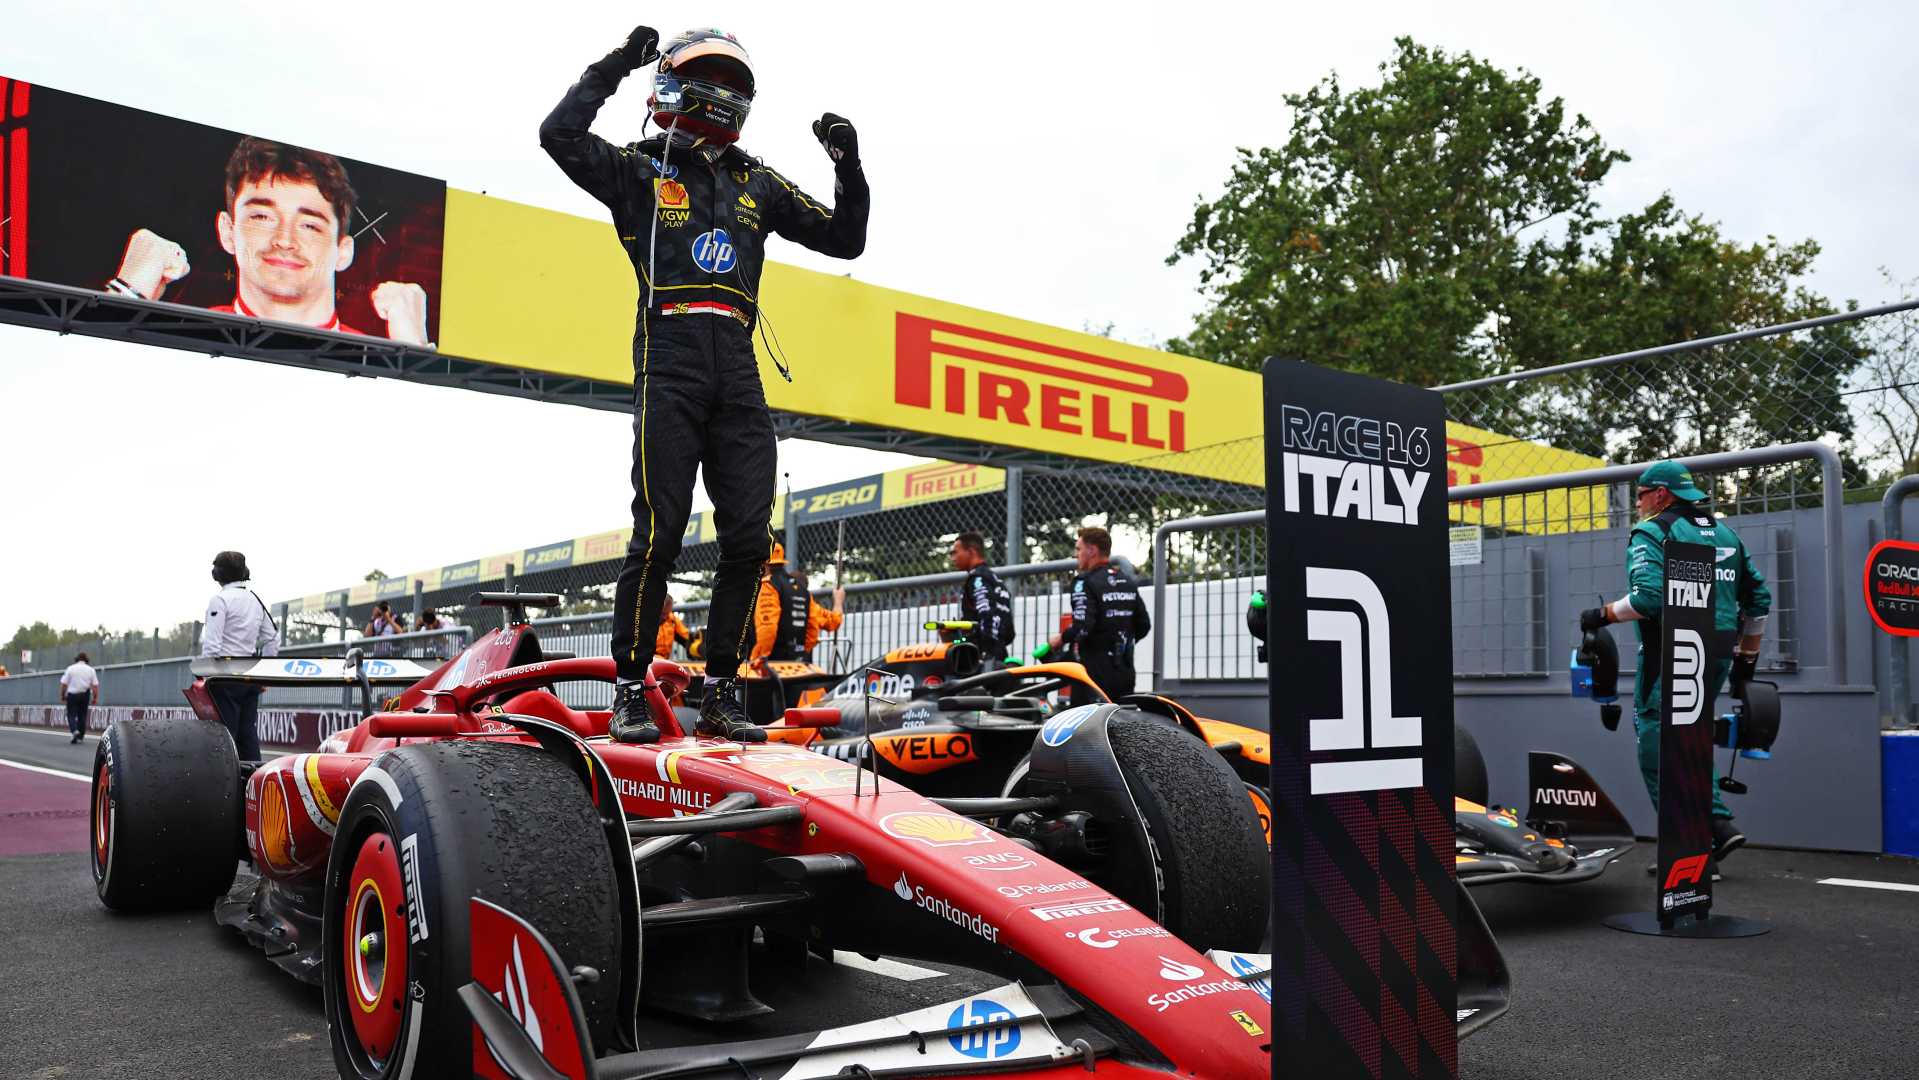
[259,775,293,870]
[880,811,993,848]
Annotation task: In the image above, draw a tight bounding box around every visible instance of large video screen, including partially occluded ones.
[0,75,443,344]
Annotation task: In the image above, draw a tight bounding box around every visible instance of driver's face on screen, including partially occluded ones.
[218,175,354,304]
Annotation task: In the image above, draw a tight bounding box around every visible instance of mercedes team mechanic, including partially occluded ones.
[1050,526,1150,704]
[1581,461,1770,866]
[541,24,868,743]
[950,530,1015,663]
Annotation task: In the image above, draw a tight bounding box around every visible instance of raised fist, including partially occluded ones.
[371,281,430,346]
[115,228,190,299]
[811,113,859,166]
[613,25,660,73]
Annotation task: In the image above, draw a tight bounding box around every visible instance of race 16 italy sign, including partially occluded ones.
[1264,359,1457,1077]
[1864,540,1919,637]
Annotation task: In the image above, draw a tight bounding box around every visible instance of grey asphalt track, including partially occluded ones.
[4,724,1917,1078]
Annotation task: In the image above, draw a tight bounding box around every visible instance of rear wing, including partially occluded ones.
[190,656,435,687]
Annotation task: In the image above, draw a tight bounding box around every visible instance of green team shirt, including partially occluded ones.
[1624,505,1772,641]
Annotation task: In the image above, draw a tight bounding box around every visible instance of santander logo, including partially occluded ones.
[1158,956,1206,981]
[893,872,914,901]
[497,936,545,1051]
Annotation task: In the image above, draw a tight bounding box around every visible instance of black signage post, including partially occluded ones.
[1605,538,1768,939]
[1263,360,1457,1078]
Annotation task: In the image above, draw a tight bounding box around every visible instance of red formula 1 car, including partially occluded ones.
[90,595,1283,1078]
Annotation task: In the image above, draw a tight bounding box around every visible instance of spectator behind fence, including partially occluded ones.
[59,652,101,743]
[416,608,451,657]
[364,601,403,658]
[202,550,280,760]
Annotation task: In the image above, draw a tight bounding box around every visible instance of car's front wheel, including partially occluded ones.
[322,740,624,1078]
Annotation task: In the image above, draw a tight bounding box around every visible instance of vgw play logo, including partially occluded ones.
[1277,405,1432,525]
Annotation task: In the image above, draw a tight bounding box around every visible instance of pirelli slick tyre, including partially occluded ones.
[322,741,622,1079]
[1105,711,1269,952]
[90,717,241,912]
[1455,724,1490,807]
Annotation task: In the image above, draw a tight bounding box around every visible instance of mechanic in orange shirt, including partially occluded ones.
[751,543,844,663]
[654,593,694,658]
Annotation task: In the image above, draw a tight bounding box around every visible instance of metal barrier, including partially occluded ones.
[1150,443,1849,689]
[1884,474,1919,725]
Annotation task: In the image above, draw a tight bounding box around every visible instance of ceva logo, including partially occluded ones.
[282,659,322,676]
[947,999,1020,1060]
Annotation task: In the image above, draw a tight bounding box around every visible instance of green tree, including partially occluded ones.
[1169,38,1862,474]
[1169,37,1625,385]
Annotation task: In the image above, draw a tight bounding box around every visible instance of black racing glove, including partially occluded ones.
[812,112,859,166]
[1731,651,1759,696]
[606,25,660,75]
[1578,606,1609,633]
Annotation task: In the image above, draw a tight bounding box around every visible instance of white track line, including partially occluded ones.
[1817,878,1919,895]
[831,952,947,981]
[0,727,100,743]
[0,757,90,782]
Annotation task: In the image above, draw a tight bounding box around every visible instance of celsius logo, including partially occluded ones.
[1277,405,1431,525]
[1306,567,1422,794]
[1040,706,1096,747]
[947,999,1020,1060]
[1158,956,1207,981]
[691,229,737,273]
[1069,929,1119,949]
[282,659,322,676]
[1534,787,1597,807]
[1670,629,1705,725]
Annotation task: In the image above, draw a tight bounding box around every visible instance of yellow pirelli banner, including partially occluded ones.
[436,188,1601,511]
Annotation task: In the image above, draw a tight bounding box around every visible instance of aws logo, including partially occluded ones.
[1305,567,1421,794]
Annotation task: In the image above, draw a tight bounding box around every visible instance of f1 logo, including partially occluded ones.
[1305,566,1422,794]
[1665,853,1710,889]
[1670,628,1704,725]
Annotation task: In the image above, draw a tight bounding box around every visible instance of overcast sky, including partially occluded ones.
[3,1,1915,633]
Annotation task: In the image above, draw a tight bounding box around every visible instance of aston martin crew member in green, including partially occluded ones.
[1580,461,1771,864]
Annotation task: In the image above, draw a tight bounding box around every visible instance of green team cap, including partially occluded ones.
[1637,460,1707,501]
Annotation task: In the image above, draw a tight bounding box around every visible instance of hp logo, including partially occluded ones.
[282,659,322,676]
[1305,566,1422,794]
[691,229,737,274]
[1226,954,1272,1003]
[363,660,397,678]
[947,999,1020,1060]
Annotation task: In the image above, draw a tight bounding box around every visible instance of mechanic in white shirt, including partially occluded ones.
[202,551,280,760]
[59,653,101,743]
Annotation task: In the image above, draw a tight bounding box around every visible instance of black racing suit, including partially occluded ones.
[540,52,869,682]
[1061,562,1150,704]
[959,564,1015,663]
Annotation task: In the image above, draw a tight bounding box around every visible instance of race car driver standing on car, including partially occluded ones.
[951,531,1016,664]
[1581,461,1770,867]
[542,25,868,743]
[1051,527,1150,705]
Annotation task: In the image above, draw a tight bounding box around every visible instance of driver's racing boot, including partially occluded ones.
[609,682,661,744]
[697,678,767,742]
